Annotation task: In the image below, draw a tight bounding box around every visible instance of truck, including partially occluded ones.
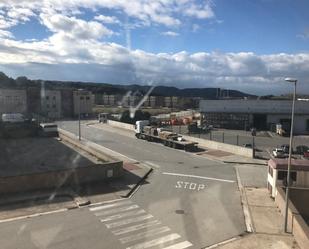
[134,120,198,152]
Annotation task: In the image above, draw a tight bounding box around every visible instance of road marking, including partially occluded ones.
[89,200,132,212]
[112,220,162,235]
[175,181,206,191]
[94,205,139,217]
[162,241,193,249]
[100,209,146,222]
[119,226,171,244]
[162,172,235,183]
[105,214,153,229]
[126,233,181,249]
[143,161,160,169]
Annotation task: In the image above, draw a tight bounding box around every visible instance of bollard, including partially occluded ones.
[237,135,239,146]
[209,131,212,140]
[222,132,225,143]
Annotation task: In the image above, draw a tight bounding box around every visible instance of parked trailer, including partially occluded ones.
[135,121,198,152]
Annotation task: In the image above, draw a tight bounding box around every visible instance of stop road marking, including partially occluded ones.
[175,181,205,191]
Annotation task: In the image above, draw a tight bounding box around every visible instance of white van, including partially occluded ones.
[39,123,58,136]
[1,113,25,123]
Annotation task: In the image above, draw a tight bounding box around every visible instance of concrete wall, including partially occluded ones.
[275,187,309,249]
[182,135,253,158]
[107,120,135,131]
[0,161,122,195]
[0,129,123,195]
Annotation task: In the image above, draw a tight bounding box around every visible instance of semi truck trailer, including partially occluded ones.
[134,120,198,152]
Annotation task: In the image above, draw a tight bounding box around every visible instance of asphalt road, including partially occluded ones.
[0,121,246,249]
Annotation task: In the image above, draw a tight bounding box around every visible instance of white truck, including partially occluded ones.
[134,120,198,152]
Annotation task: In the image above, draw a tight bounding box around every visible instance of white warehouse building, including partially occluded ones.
[199,99,309,134]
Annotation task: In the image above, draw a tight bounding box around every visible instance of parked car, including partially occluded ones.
[280,144,290,153]
[272,148,286,158]
[296,145,309,155]
[243,143,252,148]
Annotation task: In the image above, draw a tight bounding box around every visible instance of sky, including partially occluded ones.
[0,0,308,95]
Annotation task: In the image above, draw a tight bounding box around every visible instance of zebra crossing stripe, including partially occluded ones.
[112,220,162,236]
[105,214,153,229]
[162,241,193,249]
[100,209,146,222]
[119,226,171,244]
[94,205,139,217]
[126,233,181,249]
[89,200,132,212]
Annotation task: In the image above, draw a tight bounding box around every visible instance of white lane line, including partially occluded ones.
[89,200,132,212]
[162,241,193,249]
[112,220,162,235]
[126,233,181,249]
[94,205,139,217]
[162,172,235,183]
[120,226,171,244]
[100,209,146,222]
[105,214,153,229]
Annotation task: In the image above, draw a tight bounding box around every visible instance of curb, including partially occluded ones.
[235,167,254,233]
[224,161,267,166]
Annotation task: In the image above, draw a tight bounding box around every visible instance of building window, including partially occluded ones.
[80,96,84,100]
[52,104,56,109]
[46,104,50,109]
[53,96,56,100]
[86,96,90,100]
[46,96,49,100]
[277,170,297,181]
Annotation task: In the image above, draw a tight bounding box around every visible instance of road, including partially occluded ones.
[0,121,246,249]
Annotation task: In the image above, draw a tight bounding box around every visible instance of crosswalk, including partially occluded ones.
[89,199,193,249]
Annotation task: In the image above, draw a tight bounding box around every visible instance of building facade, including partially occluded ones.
[199,99,309,134]
[73,90,94,116]
[40,90,62,119]
[0,89,27,114]
[267,158,309,197]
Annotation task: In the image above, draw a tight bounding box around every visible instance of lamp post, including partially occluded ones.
[283,77,297,233]
[77,89,83,141]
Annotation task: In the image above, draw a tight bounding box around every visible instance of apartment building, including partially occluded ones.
[40,89,62,118]
[0,89,27,114]
[73,90,94,116]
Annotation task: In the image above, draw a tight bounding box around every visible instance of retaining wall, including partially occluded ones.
[182,135,253,158]
[0,130,123,195]
[275,187,309,249]
[107,120,135,131]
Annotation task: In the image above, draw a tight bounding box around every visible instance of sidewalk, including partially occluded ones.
[214,163,299,249]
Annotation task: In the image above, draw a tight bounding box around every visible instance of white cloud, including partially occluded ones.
[0,33,308,94]
[94,15,120,24]
[0,29,13,38]
[40,13,113,40]
[161,31,179,37]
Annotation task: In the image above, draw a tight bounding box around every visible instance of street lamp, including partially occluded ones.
[283,77,297,233]
[77,89,83,141]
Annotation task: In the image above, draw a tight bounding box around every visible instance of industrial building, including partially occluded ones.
[199,99,309,134]
[0,89,27,114]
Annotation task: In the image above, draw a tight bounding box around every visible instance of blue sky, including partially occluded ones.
[0,0,308,95]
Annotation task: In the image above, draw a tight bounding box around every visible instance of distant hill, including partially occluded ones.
[0,72,256,99]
